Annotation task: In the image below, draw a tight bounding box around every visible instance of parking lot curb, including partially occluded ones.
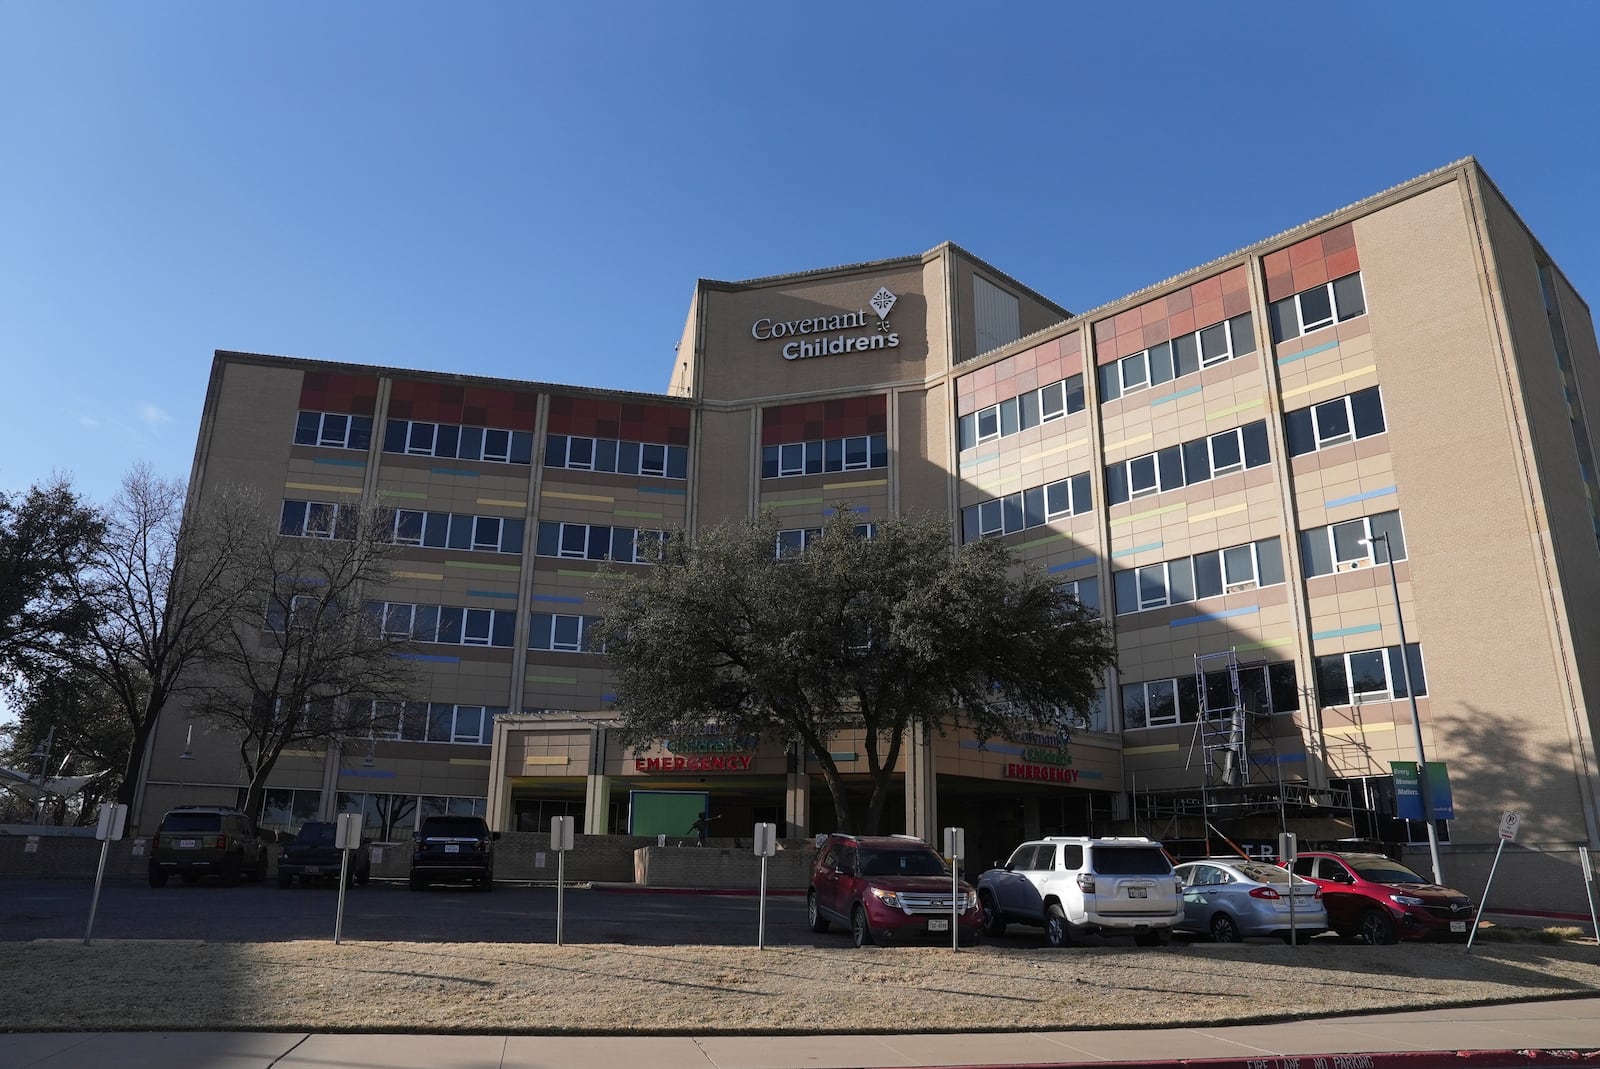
[933,1050,1600,1069]
[591,882,805,896]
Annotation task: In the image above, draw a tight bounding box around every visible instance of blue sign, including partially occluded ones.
[1392,761,1454,820]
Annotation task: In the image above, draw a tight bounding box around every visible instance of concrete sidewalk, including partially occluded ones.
[3,997,1599,1069]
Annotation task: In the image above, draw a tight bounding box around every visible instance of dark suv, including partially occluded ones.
[409,815,499,891]
[278,821,372,888]
[1287,851,1477,944]
[808,833,982,947]
[148,806,272,887]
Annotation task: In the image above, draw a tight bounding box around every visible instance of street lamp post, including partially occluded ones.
[29,727,56,825]
[1364,531,1443,885]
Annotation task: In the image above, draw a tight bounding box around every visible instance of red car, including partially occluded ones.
[808,833,983,947]
[1286,851,1476,944]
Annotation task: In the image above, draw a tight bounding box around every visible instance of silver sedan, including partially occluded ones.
[1174,858,1328,943]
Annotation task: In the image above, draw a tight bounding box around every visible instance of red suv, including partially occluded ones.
[1286,851,1476,944]
[808,833,982,947]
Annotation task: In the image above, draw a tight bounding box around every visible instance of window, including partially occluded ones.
[1106,421,1271,506]
[383,419,533,466]
[1284,386,1387,457]
[1315,644,1426,706]
[294,411,373,451]
[529,613,604,653]
[386,509,522,554]
[762,433,888,479]
[961,472,1092,541]
[1121,676,1200,729]
[1125,661,1298,729]
[1062,688,1108,733]
[1097,313,1256,404]
[545,434,688,480]
[1269,271,1366,343]
[1113,538,1282,614]
[367,601,516,648]
[259,787,322,830]
[1059,576,1099,614]
[1301,510,1406,577]
[280,499,356,540]
[535,522,659,564]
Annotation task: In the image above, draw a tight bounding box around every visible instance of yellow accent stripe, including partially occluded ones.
[1235,636,1296,652]
[823,478,888,491]
[282,749,321,759]
[1104,432,1153,453]
[1280,364,1379,401]
[523,756,570,766]
[1124,743,1180,756]
[1188,503,1249,524]
[1324,721,1396,737]
[284,482,359,495]
[1205,397,1264,421]
[379,489,428,500]
[476,498,527,509]
[449,758,491,767]
[1109,502,1187,528]
[1018,438,1088,465]
[394,571,444,581]
[542,490,615,504]
[615,510,664,519]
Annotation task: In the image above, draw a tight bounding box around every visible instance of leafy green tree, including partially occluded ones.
[0,477,105,676]
[1,668,129,824]
[592,508,1116,834]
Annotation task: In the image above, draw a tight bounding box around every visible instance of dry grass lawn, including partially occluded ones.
[5,934,1600,1034]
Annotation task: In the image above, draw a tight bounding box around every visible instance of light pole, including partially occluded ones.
[29,727,56,825]
[1363,531,1443,885]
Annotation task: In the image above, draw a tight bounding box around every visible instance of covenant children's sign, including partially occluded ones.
[752,287,901,361]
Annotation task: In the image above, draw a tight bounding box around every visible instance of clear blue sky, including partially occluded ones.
[3,1,1598,506]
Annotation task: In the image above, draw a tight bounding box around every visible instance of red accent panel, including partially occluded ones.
[547,395,692,445]
[1266,226,1360,301]
[761,395,887,446]
[299,373,379,416]
[388,379,540,430]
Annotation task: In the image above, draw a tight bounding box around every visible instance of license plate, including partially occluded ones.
[1451,920,1467,933]
[928,918,949,932]
[303,867,320,876]
[1128,887,1147,898]
[444,844,459,853]
[178,839,197,849]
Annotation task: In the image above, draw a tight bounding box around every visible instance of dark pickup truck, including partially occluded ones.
[410,815,499,891]
[278,821,372,888]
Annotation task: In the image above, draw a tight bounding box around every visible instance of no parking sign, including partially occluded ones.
[1498,810,1521,841]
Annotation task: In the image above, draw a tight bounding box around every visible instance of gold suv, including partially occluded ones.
[148,806,271,886]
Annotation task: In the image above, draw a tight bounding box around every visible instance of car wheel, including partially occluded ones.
[148,867,168,888]
[1045,903,1072,948]
[277,873,293,889]
[479,873,494,892]
[180,873,199,886]
[1134,931,1169,947]
[222,854,243,887]
[1209,913,1242,943]
[979,892,1007,937]
[245,854,265,883]
[1355,908,1398,945]
[851,905,875,948]
[807,891,831,933]
[356,869,371,887]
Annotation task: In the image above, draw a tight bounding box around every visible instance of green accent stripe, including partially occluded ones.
[466,590,519,600]
[767,496,825,506]
[1234,636,1296,652]
[828,751,858,762]
[446,560,521,573]
[379,490,428,500]
[1016,532,1068,550]
[1205,397,1264,420]
[1109,502,1186,528]
[525,674,579,685]
[615,510,664,519]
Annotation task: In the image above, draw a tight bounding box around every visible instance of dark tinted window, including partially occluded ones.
[160,812,223,833]
[859,848,947,877]
[1351,859,1426,884]
[1060,845,1083,869]
[294,823,336,846]
[422,817,488,838]
[1090,845,1171,875]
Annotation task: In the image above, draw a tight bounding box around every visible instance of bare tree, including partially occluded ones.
[189,496,419,821]
[64,466,261,808]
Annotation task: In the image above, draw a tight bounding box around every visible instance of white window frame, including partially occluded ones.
[450,705,486,745]
[1119,351,1150,394]
[640,443,668,477]
[405,421,436,457]
[473,516,502,551]
[1310,395,1356,448]
[382,603,414,637]
[563,436,597,471]
[1127,454,1159,498]
[1136,563,1171,611]
[841,436,871,471]
[1275,272,1367,342]
[1208,428,1245,475]
[1221,543,1259,592]
[393,509,425,546]
[1142,678,1181,728]
[482,428,511,463]
[1044,477,1077,520]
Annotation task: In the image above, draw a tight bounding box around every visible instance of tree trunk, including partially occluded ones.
[115,720,155,808]
[816,762,858,833]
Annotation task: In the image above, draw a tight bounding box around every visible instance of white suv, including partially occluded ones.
[976,836,1184,947]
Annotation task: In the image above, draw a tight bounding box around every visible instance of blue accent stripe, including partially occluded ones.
[431,467,480,478]
[1312,623,1382,640]
[1076,769,1105,781]
[827,752,858,762]
[1170,605,1261,628]
[824,506,870,517]
[314,457,366,468]
[466,590,518,600]
[395,653,460,664]
[1323,485,1397,509]
[960,451,1002,467]
[1111,541,1163,559]
[1048,556,1098,574]
[533,594,584,605]
[1276,339,1340,366]
[601,693,617,703]
[1150,385,1203,407]
[960,740,1027,756]
[340,768,396,779]
[638,485,687,496]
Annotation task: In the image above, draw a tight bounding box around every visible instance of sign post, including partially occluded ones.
[84,803,127,946]
[1580,847,1599,946]
[944,827,966,951]
[333,812,362,946]
[551,815,575,946]
[1279,832,1299,946]
[753,822,777,950]
[1466,810,1520,953]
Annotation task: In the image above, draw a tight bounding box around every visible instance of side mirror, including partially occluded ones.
[491,831,503,841]
[1002,861,1014,872]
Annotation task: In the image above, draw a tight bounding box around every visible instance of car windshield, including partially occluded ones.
[160,813,221,833]
[1352,860,1428,884]
[1234,863,1293,885]
[294,824,336,846]
[1091,846,1170,875]
[859,848,947,877]
[423,818,486,837]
